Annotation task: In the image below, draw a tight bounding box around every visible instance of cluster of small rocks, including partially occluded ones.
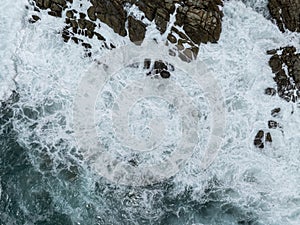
[268,0,300,33]
[254,108,283,148]
[144,59,174,79]
[254,130,272,149]
[30,0,223,60]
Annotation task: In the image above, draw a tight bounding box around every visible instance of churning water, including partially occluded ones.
[1,0,300,224]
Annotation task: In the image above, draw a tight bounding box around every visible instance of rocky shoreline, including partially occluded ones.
[29,0,223,61]
[28,1,299,149]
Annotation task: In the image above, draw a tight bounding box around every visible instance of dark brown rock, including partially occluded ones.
[271,107,281,117]
[155,8,170,34]
[154,60,168,71]
[35,0,46,9]
[267,49,277,55]
[268,120,278,129]
[87,6,97,21]
[160,70,171,78]
[82,43,92,49]
[265,132,272,143]
[167,33,177,43]
[94,32,106,41]
[62,30,71,42]
[268,0,300,32]
[128,16,146,44]
[182,4,222,44]
[144,59,151,69]
[269,54,282,73]
[52,0,67,8]
[85,20,96,31]
[254,130,265,149]
[265,87,277,96]
[50,3,62,13]
[266,46,300,102]
[66,10,74,18]
[71,36,82,44]
[94,0,127,36]
[32,0,224,60]
[79,13,86,19]
[31,15,41,22]
[70,19,78,28]
[145,60,174,76]
[48,10,61,17]
[78,19,86,29]
[43,0,51,8]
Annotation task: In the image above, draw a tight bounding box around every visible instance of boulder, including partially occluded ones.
[128,16,147,44]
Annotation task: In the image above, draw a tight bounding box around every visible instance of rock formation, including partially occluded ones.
[30,0,223,60]
[268,0,300,32]
[266,46,300,103]
[254,46,299,149]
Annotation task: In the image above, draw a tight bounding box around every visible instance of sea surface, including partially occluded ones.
[1,0,300,224]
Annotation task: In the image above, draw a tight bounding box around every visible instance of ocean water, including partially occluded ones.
[1,0,300,225]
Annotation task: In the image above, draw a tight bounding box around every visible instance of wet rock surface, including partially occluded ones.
[145,59,174,79]
[268,0,300,32]
[254,130,265,149]
[30,0,223,59]
[128,16,146,44]
[254,46,300,149]
[266,46,300,103]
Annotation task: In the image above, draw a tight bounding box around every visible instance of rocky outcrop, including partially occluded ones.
[90,0,127,36]
[254,46,299,149]
[266,46,300,102]
[30,0,223,60]
[268,0,300,32]
[134,0,223,60]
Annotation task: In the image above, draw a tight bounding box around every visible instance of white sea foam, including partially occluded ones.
[1,0,300,224]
